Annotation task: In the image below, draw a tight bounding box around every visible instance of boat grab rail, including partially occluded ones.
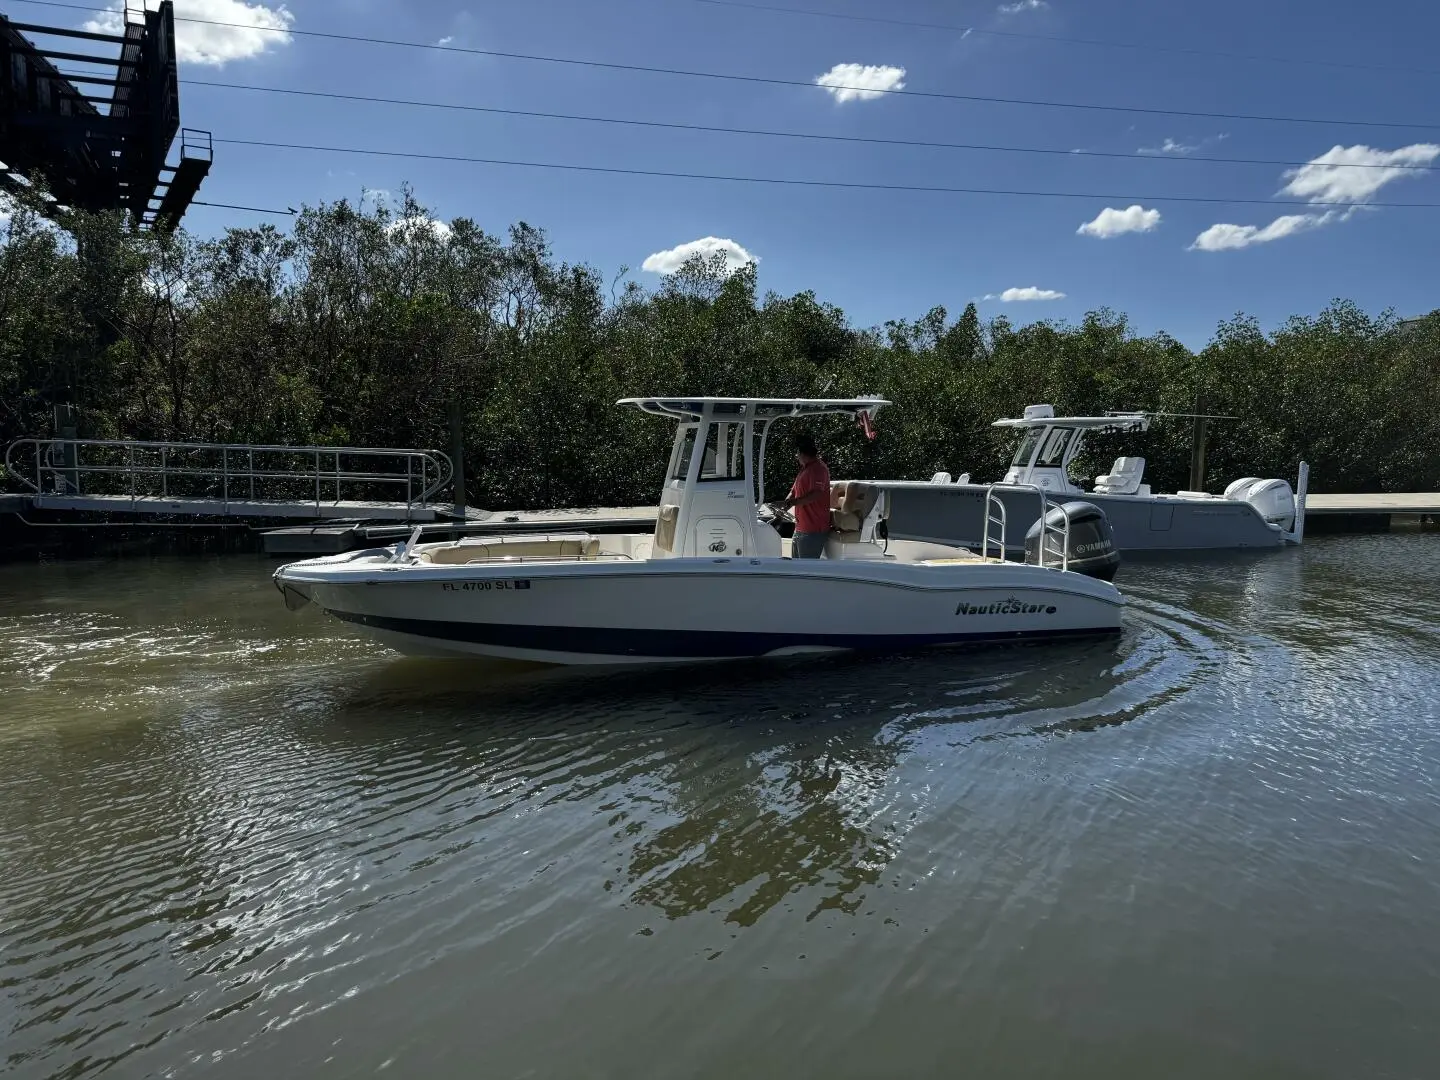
[980,485,1009,561]
[423,552,636,565]
[981,483,1071,571]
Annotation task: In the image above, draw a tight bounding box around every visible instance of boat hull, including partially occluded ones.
[277,556,1124,665]
[882,484,1287,553]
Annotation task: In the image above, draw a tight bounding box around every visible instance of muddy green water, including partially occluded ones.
[2,536,1439,1079]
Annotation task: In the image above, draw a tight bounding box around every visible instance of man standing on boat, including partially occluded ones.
[781,432,831,558]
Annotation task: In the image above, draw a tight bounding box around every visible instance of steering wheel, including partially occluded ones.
[761,502,794,528]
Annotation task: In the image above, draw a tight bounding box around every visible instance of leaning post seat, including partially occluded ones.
[829,481,879,541]
[1093,456,1147,496]
[828,480,848,532]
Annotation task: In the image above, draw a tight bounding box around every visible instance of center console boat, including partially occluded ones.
[273,398,1126,665]
[871,405,1308,554]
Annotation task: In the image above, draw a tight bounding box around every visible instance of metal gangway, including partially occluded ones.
[3,438,454,522]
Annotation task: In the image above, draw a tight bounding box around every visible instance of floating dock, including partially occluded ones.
[24,493,450,522]
[1304,493,1440,515]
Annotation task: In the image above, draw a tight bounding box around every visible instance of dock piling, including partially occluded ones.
[1188,394,1209,492]
[449,401,467,519]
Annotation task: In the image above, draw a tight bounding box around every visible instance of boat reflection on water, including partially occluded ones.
[303,625,1171,926]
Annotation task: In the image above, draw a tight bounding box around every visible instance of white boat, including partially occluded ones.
[871,404,1309,554]
[273,398,1126,665]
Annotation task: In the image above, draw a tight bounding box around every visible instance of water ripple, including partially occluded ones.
[3,540,1440,1079]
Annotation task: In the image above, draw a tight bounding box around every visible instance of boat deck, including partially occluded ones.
[261,506,658,554]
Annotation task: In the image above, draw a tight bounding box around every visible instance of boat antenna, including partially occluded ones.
[1105,410,1240,421]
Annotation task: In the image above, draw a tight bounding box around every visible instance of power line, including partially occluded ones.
[17,0,1431,79]
[190,80,1440,174]
[212,136,1440,208]
[687,0,1440,78]
[9,0,1440,132]
[193,199,296,216]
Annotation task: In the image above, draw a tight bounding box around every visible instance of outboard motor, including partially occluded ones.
[1225,477,1297,531]
[1023,500,1121,581]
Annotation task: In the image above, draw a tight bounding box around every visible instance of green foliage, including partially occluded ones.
[2,190,1436,508]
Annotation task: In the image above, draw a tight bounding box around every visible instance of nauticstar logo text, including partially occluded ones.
[956,597,1057,616]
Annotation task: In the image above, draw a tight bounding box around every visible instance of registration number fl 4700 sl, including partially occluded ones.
[441,580,531,592]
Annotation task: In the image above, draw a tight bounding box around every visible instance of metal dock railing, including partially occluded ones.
[3,438,454,522]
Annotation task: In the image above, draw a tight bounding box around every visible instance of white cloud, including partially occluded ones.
[387,216,453,242]
[85,0,293,67]
[998,0,1047,12]
[814,63,907,104]
[1077,204,1161,238]
[1280,143,1440,204]
[642,236,756,275]
[1138,134,1229,156]
[983,287,1066,302]
[1189,141,1438,253]
[1140,138,1197,156]
[436,35,454,46]
[1189,212,1337,252]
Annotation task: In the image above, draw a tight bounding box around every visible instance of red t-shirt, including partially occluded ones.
[790,457,832,534]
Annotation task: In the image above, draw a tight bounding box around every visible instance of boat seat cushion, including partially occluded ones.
[654,504,680,552]
[831,481,878,538]
[421,536,601,564]
[1094,456,1146,495]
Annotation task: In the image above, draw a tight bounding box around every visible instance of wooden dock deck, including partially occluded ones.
[1305,493,1440,515]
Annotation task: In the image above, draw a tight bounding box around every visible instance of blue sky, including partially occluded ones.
[15,0,1440,345]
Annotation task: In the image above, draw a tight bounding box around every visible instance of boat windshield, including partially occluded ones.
[670,428,697,481]
[1035,426,1076,467]
[1010,426,1078,470]
[1011,429,1046,467]
[698,422,743,482]
[669,422,747,483]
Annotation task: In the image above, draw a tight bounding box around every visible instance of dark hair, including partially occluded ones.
[793,432,818,457]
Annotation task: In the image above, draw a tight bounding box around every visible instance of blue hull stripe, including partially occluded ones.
[327,611,1118,658]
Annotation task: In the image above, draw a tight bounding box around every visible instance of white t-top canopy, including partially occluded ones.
[619,397,890,421]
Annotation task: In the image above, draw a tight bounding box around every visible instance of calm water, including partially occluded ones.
[2,537,1439,1079]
